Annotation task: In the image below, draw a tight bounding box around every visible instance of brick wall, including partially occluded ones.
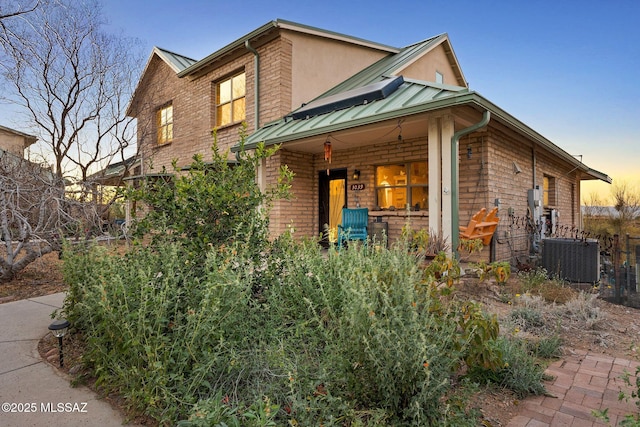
[458,124,582,263]
[267,138,430,243]
[132,39,294,174]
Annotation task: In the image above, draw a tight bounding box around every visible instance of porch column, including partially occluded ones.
[428,117,441,234]
[257,157,267,192]
[441,115,455,252]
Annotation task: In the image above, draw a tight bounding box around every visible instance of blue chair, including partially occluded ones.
[338,208,369,248]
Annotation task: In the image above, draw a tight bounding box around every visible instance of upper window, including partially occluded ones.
[216,72,246,127]
[156,104,173,145]
[375,162,428,210]
[435,71,444,84]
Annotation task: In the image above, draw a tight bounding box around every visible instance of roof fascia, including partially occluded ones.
[468,93,610,183]
[178,19,399,78]
[276,19,399,52]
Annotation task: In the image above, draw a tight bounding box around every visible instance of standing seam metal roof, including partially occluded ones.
[241,79,467,146]
[154,47,198,73]
[236,80,610,183]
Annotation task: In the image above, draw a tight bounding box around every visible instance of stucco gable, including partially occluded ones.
[392,34,467,87]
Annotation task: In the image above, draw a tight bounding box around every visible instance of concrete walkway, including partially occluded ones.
[0,292,134,427]
[508,349,640,426]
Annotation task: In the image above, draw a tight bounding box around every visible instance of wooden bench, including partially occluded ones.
[460,207,499,245]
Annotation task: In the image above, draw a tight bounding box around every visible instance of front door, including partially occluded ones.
[319,169,347,246]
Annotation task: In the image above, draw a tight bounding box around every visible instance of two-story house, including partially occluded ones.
[127,19,611,262]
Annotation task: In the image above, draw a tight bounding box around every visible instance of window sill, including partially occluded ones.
[214,121,245,132]
[369,210,429,218]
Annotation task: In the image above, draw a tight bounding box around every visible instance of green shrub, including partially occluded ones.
[125,131,293,266]
[65,239,505,425]
[62,135,543,425]
[471,337,547,398]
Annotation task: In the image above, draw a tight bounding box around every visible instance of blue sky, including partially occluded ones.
[5,0,640,201]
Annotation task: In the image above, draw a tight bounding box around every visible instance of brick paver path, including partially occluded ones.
[508,349,639,426]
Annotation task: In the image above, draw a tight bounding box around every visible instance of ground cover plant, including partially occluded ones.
[60,140,551,426]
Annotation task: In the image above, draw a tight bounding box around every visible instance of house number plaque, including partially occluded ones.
[350,183,365,191]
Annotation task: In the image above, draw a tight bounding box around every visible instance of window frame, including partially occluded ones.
[374,161,428,210]
[156,103,173,145]
[543,174,557,207]
[215,71,246,128]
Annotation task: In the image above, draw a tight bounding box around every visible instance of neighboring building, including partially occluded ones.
[0,125,37,158]
[127,19,611,262]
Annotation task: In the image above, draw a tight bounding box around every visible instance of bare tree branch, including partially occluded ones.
[0,1,39,22]
[0,0,144,281]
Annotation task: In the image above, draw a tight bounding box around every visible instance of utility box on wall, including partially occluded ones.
[541,238,599,283]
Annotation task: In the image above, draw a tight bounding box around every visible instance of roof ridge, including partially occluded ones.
[400,33,447,49]
[153,46,197,62]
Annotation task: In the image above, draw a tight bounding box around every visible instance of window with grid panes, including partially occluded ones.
[216,72,246,127]
[375,162,428,210]
[156,104,173,145]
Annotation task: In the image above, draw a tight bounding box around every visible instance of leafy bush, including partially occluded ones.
[124,132,293,265]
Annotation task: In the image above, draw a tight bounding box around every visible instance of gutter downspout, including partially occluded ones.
[244,39,266,192]
[245,40,260,132]
[451,110,490,257]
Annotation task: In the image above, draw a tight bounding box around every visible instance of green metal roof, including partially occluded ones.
[232,29,609,183]
[241,78,468,146]
[236,78,610,184]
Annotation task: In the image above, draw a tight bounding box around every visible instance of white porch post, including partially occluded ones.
[257,157,267,192]
[428,117,441,234]
[441,115,455,252]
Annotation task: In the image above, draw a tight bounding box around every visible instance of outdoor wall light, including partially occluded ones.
[353,169,360,180]
[467,145,472,159]
[513,161,522,175]
[48,319,70,367]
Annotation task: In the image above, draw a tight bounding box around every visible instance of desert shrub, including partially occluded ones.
[470,336,547,398]
[509,306,545,331]
[64,238,505,425]
[527,335,563,359]
[518,267,548,292]
[559,292,606,329]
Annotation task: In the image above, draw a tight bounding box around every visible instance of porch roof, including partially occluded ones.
[234,79,611,184]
